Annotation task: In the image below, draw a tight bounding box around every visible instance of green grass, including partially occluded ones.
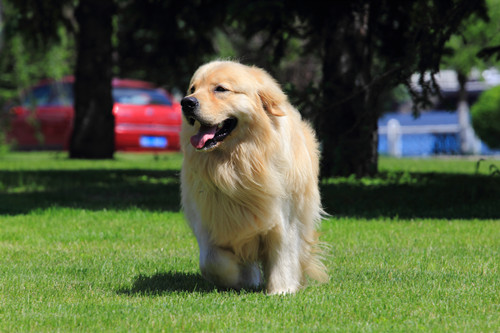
[0,152,498,331]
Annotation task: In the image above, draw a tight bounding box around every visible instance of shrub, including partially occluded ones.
[471,85,500,149]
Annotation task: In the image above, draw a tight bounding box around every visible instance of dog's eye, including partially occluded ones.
[190,86,196,94]
[214,85,229,93]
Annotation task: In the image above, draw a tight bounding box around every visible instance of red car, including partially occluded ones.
[6,77,182,151]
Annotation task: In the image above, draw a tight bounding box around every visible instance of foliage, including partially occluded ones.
[471,85,500,148]
[115,0,229,90]
[441,0,500,113]
[0,0,75,98]
[0,152,498,331]
[443,0,500,74]
[0,0,75,156]
[0,1,75,105]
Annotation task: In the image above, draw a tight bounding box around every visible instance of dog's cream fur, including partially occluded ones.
[180,61,327,294]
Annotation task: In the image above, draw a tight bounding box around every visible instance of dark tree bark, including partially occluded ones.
[318,5,380,178]
[70,0,115,159]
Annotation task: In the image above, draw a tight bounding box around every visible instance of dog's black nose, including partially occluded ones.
[181,96,199,114]
[181,96,199,125]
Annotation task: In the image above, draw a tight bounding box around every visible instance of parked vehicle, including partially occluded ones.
[5,77,182,152]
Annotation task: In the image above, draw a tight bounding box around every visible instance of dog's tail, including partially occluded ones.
[302,231,329,284]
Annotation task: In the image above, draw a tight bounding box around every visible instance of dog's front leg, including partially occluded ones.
[263,223,302,295]
[194,225,262,289]
[191,223,240,288]
[200,245,242,288]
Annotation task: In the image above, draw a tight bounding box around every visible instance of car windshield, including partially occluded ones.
[21,83,172,107]
[113,87,172,106]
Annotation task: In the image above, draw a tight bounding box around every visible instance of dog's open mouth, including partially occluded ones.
[189,118,238,150]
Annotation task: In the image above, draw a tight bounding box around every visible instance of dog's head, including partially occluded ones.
[180,61,287,152]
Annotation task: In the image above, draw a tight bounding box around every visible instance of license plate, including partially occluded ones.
[139,136,167,148]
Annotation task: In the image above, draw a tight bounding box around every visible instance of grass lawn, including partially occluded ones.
[0,152,498,332]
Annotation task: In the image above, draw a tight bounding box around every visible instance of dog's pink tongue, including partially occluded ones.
[190,125,218,149]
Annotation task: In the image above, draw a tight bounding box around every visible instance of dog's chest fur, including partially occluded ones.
[184,148,286,256]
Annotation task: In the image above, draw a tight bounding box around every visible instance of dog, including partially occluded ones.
[180,60,327,294]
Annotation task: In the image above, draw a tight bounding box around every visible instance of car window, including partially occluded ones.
[22,85,51,108]
[50,83,74,106]
[22,83,74,107]
[20,83,172,108]
[112,87,172,106]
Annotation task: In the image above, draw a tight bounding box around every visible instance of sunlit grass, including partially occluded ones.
[0,152,498,331]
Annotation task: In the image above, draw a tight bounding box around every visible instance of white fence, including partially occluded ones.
[378,120,462,157]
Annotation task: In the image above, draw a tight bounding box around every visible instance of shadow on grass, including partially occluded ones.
[118,271,264,295]
[321,171,500,220]
[118,272,217,295]
[1,167,499,219]
[0,169,181,214]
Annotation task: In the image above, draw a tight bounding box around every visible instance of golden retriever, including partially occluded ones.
[180,60,327,294]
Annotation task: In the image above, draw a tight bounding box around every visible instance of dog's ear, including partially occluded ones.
[251,67,286,117]
[258,89,286,117]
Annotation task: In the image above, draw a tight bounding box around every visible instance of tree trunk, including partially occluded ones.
[70,0,115,159]
[317,6,379,178]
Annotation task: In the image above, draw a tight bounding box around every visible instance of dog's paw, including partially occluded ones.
[266,271,301,295]
[266,284,299,295]
[200,248,241,288]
